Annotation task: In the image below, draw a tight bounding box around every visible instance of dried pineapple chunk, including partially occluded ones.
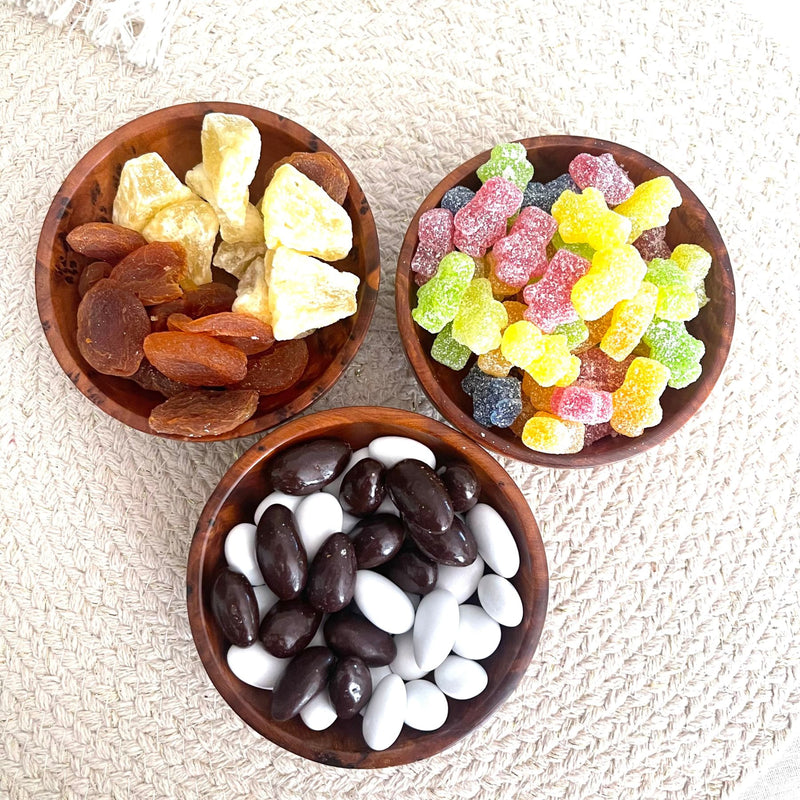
[232,252,273,325]
[213,240,267,280]
[142,198,219,286]
[200,113,261,229]
[269,246,359,340]
[262,164,352,261]
[112,152,194,232]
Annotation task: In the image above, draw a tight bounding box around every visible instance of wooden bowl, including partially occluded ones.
[187,406,548,767]
[396,136,735,467]
[35,102,380,441]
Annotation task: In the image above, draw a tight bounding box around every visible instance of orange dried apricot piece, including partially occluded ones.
[148,389,259,437]
[143,331,248,386]
[184,282,237,317]
[237,339,309,395]
[78,261,113,297]
[66,222,147,264]
[110,242,187,305]
[148,299,187,331]
[166,311,275,355]
[130,359,189,397]
[263,152,349,205]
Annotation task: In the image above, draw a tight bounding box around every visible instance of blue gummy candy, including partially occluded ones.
[461,364,492,397]
[441,186,476,215]
[471,377,522,428]
[522,174,578,214]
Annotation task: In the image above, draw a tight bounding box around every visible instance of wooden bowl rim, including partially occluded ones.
[186,406,549,768]
[395,134,736,468]
[35,101,381,442]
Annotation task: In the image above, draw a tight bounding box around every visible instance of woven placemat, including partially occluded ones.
[1,2,799,798]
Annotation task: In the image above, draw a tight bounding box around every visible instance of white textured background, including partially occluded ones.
[1,2,799,799]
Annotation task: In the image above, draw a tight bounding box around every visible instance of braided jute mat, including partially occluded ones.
[1,2,799,798]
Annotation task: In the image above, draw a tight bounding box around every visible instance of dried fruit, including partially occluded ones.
[232,254,271,325]
[237,339,309,395]
[66,223,147,263]
[184,282,237,318]
[166,312,275,355]
[130,359,189,397]
[264,151,350,205]
[148,389,259,437]
[78,261,113,297]
[148,298,186,331]
[143,331,248,386]
[109,242,186,305]
[212,240,266,279]
[76,279,150,376]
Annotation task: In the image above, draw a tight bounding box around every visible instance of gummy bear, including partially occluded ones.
[461,363,492,397]
[613,176,682,241]
[501,323,573,387]
[521,373,555,411]
[452,278,508,354]
[578,347,634,392]
[521,412,584,454]
[485,253,522,298]
[412,252,475,333]
[632,226,672,262]
[583,422,615,447]
[431,322,472,370]
[523,249,591,332]
[568,153,634,206]
[610,357,671,437]
[500,321,544,369]
[571,245,647,320]
[476,143,534,192]
[440,186,476,215]
[550,385,613,424]
[551,187,632,252]
[644,258,699,321]
[550,230,595,261]
[599,281,658,361]
[477,301,526,377]
[522,174,578,214]
[509,394,536,438]
[453,177,523,257]
[642,318,705,389]
[554,354,581,387]
[670,243,712,288]
[491,206,557,287]
[554,319,589,351]
[470,375,523,428]
[584,309,615,349]
[412,208,454,286]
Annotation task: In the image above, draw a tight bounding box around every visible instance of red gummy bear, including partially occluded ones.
[568,152,634,206]
[522,249,591,333]
[453,177,522,258]
[551,385,613,425]
[577,348,634,392]
[632,226,672,262]
[411,208,455,286]
[491,206,557,288]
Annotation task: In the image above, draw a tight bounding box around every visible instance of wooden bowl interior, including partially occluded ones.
[396,136,735,467]
[187,407,548,768]
[37,102,380,440]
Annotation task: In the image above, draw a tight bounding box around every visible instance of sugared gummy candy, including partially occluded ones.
[452,278,508,354]
[476,143,534,192]
[610,357,670,437]
[644,258,699,321]
[554,319,589,351]
[453,177,523,257]
[551,187,632,251]
[477,301,526,377]
[632,226,671,261]
[412,252,474,333]
[440,186,476,215]
[521,412,584,454]
[462,366,522,428]
[613,176,682,241]
[431,322,471,370]
[491,206,557,287]
[578,347,634,392]
[568,153,634,206]
[550,230,595,261]
[670,244,711,287]
[412,208,454,286]
[523,249,591,332]
[522,174,578,214]
[599,281,658,361]
[550,385,612,425]
[642,318,705,389]
[571,245,647,320]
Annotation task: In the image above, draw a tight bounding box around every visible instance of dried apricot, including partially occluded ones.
[237,339,309,395]
[166,312,274,355]
[264,152,349,205]
[148,389,259,437]
[66,222,147,263]
[148,299,186,331]
[130,359,189,397]
[110,242,186,305]
[143,331,248,386]
[184,282,237,317]
[78,261,113,297]
[76,279,150,377]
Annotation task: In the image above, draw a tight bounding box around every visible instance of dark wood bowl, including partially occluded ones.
[395,136,735,467]
[187,406,548,767]
[35,102,380,441]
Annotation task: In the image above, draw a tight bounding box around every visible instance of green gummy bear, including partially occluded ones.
[431,322,472,370]
[412,252,475,333]
[642,318,705,389]
[671,243,712,288]
[452,278,508,355]
[551,230,595,261]
[476,143,534,192]
[645,258,699,322]
[554,319,589,351]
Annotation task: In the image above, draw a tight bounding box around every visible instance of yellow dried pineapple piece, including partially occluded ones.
[112,152,194,232]
[268,246,359,340]
[213,240,267,280]
[231,252,273,325]
[200,113,261,229]
[142,197,219,286]
[262,164,352,261]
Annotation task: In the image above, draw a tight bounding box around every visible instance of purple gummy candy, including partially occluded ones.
[583,421,616,447]
[523,249,591,332]
[441,186,476,215]
[521,174,578,214]
[471,376,522,428]
[411,208,454,285]
[568,153,634,206]
[577,348,634,392]
[632,226,672,262]
[492,206,557,288]
[453,177,523,258]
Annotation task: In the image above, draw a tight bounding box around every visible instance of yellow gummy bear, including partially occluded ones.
[213,240,267,280]
[571,245,647,321]
[232,252,273,325]
[477,301,526,377]
[610,356,671,437]
[112,152,194,232]
[525,334,574,387]
[600,281,659,362]
[451,279,508,355]
[613,176,682,241]
[141,197,219,287]
[551,187,632,251]
[262,164,353,261]
[268,246,360,340]
[670,243,712,288]
[501,321,544,368]
[522,412,585,454]
[553,354,581,387]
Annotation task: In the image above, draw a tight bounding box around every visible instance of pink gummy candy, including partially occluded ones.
[577,348,634,392]
[632,226,672,262]
[453,177,523,258]
[550,385,613,425]
[412,208,455,285]
[522,249,591,333]
[491,206,557,288]
[568,153,634,206]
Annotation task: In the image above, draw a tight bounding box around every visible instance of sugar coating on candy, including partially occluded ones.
[553,354,581,387]
[491,206,557,287]
[600,281,659,362]
[470,376,523,428]
[477,301,526,377]
[485,253,521,298]
[550,230,595,261]
[523,249,591,332]
[642,318,705,389]
[613,176,682,241]
[441,186,476,215]
[453,177,523,257]
[584,421,616,447]
[522,374,555,411]
[554,319,589,351]
[509,394,536,437]
[523,333,574,387]
[583,309,614,350]
[578,347,634,392]
[461,363,492,397]
[451,278,508,355]
[522,174,578,214]
[476,143,534,192]
[610,357,671,437]
[552,188,632,252]
[521,412,584,454]
[431,322,472,370]
[550,385,613,425]
[501,321,544,369]
[568,153,634,206]
[571,245,647,321]
[644,258,699,321]
[412,252,475,333]
[671,244,712,288]
[632,226,672,262]
[412,208,454,286]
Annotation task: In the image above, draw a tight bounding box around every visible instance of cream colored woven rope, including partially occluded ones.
[1,2,798,798]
